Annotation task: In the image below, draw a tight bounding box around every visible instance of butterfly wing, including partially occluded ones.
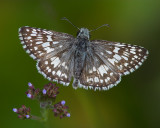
[19,26,76,85]
[79,40,149,90]
[93,40,149,75]
[19,26,74,60]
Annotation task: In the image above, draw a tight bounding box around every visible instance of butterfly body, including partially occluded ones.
[19,26,149,91]
[73,28,90,88]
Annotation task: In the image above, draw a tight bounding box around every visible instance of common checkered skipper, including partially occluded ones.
[19,19,149,91]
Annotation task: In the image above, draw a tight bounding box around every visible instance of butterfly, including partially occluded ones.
[19,18,149,91]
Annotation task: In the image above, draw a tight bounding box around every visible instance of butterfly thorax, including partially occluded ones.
[73,28,90,89]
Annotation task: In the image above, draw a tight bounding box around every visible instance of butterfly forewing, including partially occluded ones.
[92,40,149,75]
[19,26,75,85]
[19,26,74,60]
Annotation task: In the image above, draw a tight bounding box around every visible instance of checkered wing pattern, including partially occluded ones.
[80,40,149,90]
[19,26,75,85]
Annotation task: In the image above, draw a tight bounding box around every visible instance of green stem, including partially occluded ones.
[41,108,50,128]
[41,108,49,122]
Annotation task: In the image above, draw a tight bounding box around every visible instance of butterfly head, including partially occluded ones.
[77,28,90,39]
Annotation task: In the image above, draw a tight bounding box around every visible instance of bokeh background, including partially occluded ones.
[0,0,160,128]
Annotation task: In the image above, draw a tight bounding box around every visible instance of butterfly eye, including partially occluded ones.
[81,31,84,34]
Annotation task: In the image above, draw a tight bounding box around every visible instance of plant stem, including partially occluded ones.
[41,108,51,128]
[41,108,49,122]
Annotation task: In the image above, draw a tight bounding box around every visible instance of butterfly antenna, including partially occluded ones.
[61,17,80,30]
[90,24,110,32]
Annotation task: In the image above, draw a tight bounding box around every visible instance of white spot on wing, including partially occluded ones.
[113,54,121,61]
[94,77,99,82]
[48,69,51,72]
[138,62,142,65]
[27,36,31,40]
[103,65,109,71]
[122,56,128,60]
[47,35,53,41]
[47,77,51,80]
[130,51,136,54]
[130,48,136,51]
[51,57,60,68]
[108,58,116,65]
[134,55,138,59]
[44,47,54,53]
[124,63,128,66]
[26,29,30,32]
[42,42,50,47]
[93,67,96,71]
[19,33,22,37]
[130,68,134,72]
[110,72,113,76]
[56,70,61,76]
[107,77,110,81]
[124,71,130,75]
[113,47,120,53]
[135,65,139,69]
[30,54,36,59]
[100,52,104,55]
[52,71,55,75]
[115,43,125,47]
[21,41,24,44]
[62,62,65,66]
[34,47,38,50]
[65,66,68,70]
[26,50,30,53]
[64,74,67,79]
[23,45,27,48]
[123,51,130,57]
[105,79,108,83]
[106,51,112,54]
[138,49,142,52]
[45,61,48,65]
[51,57,56,61]
[31,34,36,36]
[19,37,23,40]
[36,41,43,44]
[98,65,107,76]
[32,31,37,34]
[89,70,93,73]
[53,41,59,44]
[100,79,103,83]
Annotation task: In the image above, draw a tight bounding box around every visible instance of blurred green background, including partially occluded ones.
[0,0,160,128]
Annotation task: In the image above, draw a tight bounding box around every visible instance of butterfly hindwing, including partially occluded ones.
[79,43,121,90]
[37,56,70,86]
